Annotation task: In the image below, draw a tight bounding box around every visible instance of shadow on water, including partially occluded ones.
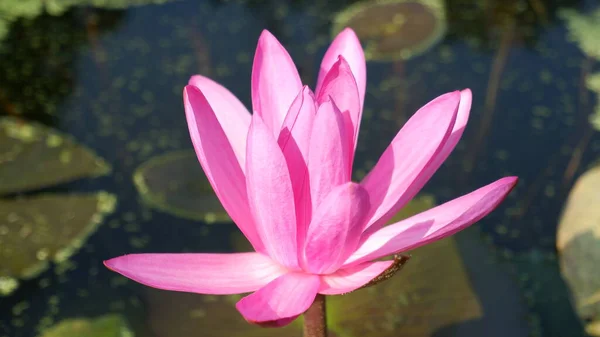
[0,0,598,336]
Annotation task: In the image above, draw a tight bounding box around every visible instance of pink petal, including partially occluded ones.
[236,272,320,326]
[278,86,317,253]
[188,75,251,168]
[360,91,461,234]
[319,260,394,295]
[345,177,518,266]
[417,89,472,182]
[316,57,361,159]
[303,182,370,274]
[316,28,366,112]
[104,252,285,294]
[308,99,351,210]
[246,113,299,270]
[252,30,303,135]
[184,86,263,252]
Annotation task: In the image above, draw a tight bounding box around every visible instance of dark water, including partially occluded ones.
[1,0,599,336]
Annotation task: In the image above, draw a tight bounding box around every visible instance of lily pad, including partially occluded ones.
[560,8,600,61]
[145,195,490,337]
[332,0,447,61]
[0,117,110,196]
[328,236,482,336]
[38,314,133,337]
[133,150,229,223]
[145,237,482,337]
[557,165,600,335]
[586,73,600,132]
[0,192,116,295]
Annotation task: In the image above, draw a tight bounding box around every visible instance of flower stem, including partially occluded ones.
[303,294,327,337]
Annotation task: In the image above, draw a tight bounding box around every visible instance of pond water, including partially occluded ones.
[1,0,600,336]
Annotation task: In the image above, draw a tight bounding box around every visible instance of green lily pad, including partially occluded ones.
[146,194,487,336]
[0,192,116,296]
[557,165,600,335]
[38,314,133,337]
[145,237,481,337]
[560,8,600,61]
[0,117,110,196]
[586,73,600,132]
[332,0,447,61]
[133,150,229,223]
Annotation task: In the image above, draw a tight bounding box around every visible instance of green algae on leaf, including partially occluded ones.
[38,314,133,337]
[327,237,481,336]
[0,192,116,295]
[560,8,600,61]
[145,289,302,337]
[0,117,110,196]
[133,150,229,223]
[145,236,481,337]
[557,165,600,335]
[0,0,177,42]
[587,72,600,132]
[332,0,447,61]
[44,0,178,15]
[196,195,481,337]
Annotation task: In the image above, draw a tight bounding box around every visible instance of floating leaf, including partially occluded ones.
[0,117,110,196]
[145,237,482,337]
[38,314,133,337]
[44,0,178,14]
[557,165,600,335]
[0,192,117,295]
[145,290,301,337]
[332,0,447,61]
[560,8,600,61]
[133,150,229,223]
[586,73,600,132]
[146,195,491,337]
[327,237,481,336]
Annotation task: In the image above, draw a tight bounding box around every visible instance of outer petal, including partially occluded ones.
[236,272,320,326]
[246,113,299,269]
[188,75,251,168]
[370,90,472,238]
[345,177,518,266]
[308,99,350,210]
[252,30,303,135]
[184,86,263,252]
[360,91,460,233]
[316,57,361,158]
[278,86,317,250]
[316,28,366,111]
[303,183,370,274]
[104,253,285,295]
[319,260,394,295]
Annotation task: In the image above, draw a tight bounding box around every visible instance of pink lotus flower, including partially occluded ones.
[105,28,517,326]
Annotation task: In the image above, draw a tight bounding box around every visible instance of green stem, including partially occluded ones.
[303,294,327,337]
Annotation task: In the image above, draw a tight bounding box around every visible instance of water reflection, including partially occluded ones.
[0,0,598,336]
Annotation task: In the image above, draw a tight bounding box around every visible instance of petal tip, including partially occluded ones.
[336,27,360,44]
[503,176,519,187]
[183,84,200,98]
[187,75,203,86]
[103,256,125,272]
[258,29,279,47]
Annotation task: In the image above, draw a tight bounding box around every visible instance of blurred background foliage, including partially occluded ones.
[1,0,600,336]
